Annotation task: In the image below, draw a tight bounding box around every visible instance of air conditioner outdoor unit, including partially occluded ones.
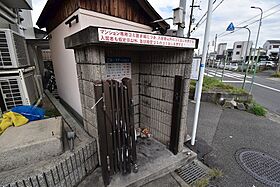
[0,67,38,112]
[0,29,30,69]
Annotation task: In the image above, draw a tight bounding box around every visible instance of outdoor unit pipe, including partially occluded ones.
[0,2,17,24]
[0,9,17,24]
[0,1,17,18]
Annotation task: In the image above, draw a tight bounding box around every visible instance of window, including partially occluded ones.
[236,45,242,48]
[236,51,240,55]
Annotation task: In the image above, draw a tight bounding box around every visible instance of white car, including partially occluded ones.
[258,61,276,68]
[229,63,239,71]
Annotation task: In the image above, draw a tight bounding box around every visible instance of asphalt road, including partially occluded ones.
[187,102,280,187]
[205,68,280,115]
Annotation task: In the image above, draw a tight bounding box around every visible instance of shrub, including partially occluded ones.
[271,72,280,78]
[248,102,267,116]
[190,77,247,94]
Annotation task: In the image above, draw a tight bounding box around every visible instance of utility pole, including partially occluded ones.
[277,49,280,73]
[191,0,213,146]
[214,34,218,53]
[249,6,263,94]
[221,53,228,81]
[178,0,187,37]
[241,27,251,88]
[212,34,218,68]
[187,0,195,38]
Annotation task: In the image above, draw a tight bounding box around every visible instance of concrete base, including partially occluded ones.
[78,138,196,187]
[0,117,63,172]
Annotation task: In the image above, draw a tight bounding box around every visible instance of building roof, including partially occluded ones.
[266,40,280,44]
[1,0,32,10]
[37,0,169,34]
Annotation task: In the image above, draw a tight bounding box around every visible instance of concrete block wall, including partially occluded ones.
[138,50,193,150]
[74,46,192,153]
[3,140,98,187]
[75,46,106,138]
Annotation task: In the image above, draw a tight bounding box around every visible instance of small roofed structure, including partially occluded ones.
[35,0,171,119]
[65,26,198,185]
[37,0,170,34]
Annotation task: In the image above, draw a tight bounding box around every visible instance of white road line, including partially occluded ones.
[206,72,221,77]
[207,69,252,79]
[222,80,251,83]
[253,82,280,93]
[206,69,280,93]
[205,74,214,77]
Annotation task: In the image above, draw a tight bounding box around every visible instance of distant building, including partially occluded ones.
[263,40,280,60]
[0,0,34,38]
[227,49,233,62]
[232,41,253,62]
[216,43,227,60]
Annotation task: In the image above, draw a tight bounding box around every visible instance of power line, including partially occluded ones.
[217,3,280,37]
[219,8,280,38]
[189,0,218,33]
[192,0,225,31]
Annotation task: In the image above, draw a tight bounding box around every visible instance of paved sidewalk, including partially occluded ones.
[79,101,280,187]
[187,101,280,187]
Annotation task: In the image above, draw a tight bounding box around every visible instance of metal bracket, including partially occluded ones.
[65,15,79,27]
[91,96,103,110]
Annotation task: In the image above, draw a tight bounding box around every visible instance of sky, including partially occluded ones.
[31,0,280,52]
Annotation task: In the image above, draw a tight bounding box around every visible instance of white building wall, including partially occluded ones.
[20,10,35,39]
[263,41,280,57]
[217,43,227,56]
[232,41,253,62]
[49,10,83,115]
[49,9,153,115]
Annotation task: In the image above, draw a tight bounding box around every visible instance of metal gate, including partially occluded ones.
[94,78,137,185]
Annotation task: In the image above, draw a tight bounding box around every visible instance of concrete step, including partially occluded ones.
[78,138,197,187]
[0,117,63,172]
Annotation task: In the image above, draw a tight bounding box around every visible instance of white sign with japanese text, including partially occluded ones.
[191,57,201,80]
[98,28,196,48]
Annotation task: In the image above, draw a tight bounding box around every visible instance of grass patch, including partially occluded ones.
[191,168,223,187]
[45,108,61,118]
[248,101,267,116]
[192,178,209,187]
[271,72,280,78]
[209,168,223,180]
[190,77,247,94]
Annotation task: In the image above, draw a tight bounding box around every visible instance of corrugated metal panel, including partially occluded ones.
[13,33,29,67]
[0,78,23,110]
[0,31,12,67]
[0,29,30,68]
[0,68,38,111]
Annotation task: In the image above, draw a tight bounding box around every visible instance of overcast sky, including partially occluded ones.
[31,0,280,52]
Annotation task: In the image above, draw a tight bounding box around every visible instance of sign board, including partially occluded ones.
[105,57,131,80]
[98,28,197,48]
[226,22,235,32]
[191,57,201,80]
